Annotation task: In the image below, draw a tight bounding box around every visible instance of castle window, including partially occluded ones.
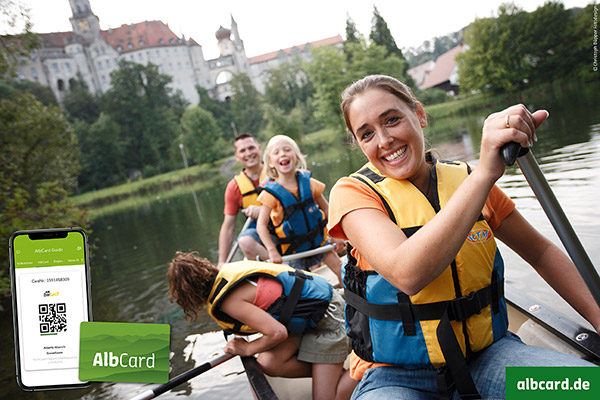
[102,47,106,55]
[106,59,111,67]
[169,38,175,44]
[57,79,65,91]
[165,49,170,56]
[177,62,182,70]
[17,69,24,80]
[97,61,103,70]
[168,63,173,70]
[138,53,143,60]
[139,40,144,46]
[117,45,123,52]
[102,75,107,83]
[129,55,134,61]
[128,43,133,49]
[52,63,59,73]
[31,67,38,79]
[159,38,164,44]
[146,50,151,58]
[156,49,160,56]
[95,48,100,56]
[65,62,72,72]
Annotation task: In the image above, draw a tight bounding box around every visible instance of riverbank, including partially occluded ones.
[70,127,343,215]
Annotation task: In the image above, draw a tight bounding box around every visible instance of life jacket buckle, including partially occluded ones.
[450,291,482,322]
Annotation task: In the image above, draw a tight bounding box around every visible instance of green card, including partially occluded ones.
[79,322,170,383]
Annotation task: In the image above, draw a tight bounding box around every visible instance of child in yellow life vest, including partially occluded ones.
[168,252,356,400]
[256,135,345,283]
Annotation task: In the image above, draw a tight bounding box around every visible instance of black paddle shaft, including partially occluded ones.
[501,143,600,309]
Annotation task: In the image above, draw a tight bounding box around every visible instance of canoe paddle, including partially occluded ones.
[501,142,600,309]
[226,217,253,263]
[128,353,235,400]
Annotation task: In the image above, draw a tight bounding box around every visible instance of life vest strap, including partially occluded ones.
[344,279,504,323]
[275,219,328,256]
[277,270,311,327]
[437,308,482,399]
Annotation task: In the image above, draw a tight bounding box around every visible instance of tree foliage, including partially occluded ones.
[101,61,184,175]
[369,6,413,86]
[0,90,88,295]
[179,105,227,165]
[62,73,100,124]
[0,0,40,78]
[196,85,234,139]
[229,72,264,134]
[457,1,591,93]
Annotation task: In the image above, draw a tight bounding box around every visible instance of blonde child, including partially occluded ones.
[256,135,345,283]
[168,252,356,400]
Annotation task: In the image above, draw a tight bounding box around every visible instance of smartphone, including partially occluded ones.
[9,228,92,391]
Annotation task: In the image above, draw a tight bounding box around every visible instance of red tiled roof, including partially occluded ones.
[100,20,182,53]
[421,44,464,89]
[40,31,81,48]
[248,35,342,64]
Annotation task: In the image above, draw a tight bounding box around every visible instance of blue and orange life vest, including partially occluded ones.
[262,170,327,255]
[343,159,507,396]
[206,261,333,335]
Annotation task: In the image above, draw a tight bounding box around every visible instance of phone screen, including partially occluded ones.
[10,229,91,390]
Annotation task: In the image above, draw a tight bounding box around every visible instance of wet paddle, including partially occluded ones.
[501,142,600,308]
[128,353,235,400]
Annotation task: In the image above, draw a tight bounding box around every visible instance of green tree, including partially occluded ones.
[344,14,361,62]
[179,105,226,165]
[0,90,88,295]
[522,1,576,85]
[347,41,411,83]
[264,58,313,113]
[62,73,100,124]
[305,45,349,132]
[229,72,264,134]
[102,61,183,175]
[369,6,413,86]
[0,0,40,78]
[457,3,530,93]
[196,85,234,139]
[569,4,598,81]
[77,113,125,190]
[0,78,56,105]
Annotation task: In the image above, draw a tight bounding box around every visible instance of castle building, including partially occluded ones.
[14,0,342,104]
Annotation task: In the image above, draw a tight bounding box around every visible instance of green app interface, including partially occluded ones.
[13,231,89,388]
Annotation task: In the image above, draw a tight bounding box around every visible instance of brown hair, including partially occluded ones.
[340,75,422,137]
[168,251,219,321]
[234,132,257,144]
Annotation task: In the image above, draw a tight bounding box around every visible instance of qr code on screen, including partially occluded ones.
[38,303,67,334]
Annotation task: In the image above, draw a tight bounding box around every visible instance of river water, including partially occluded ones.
[2,81,599,399]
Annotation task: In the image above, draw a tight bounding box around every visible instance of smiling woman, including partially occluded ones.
[328,74,600,400]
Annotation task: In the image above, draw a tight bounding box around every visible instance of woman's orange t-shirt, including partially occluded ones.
[327,175,516,380]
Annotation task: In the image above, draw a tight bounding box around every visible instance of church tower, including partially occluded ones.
[231,15,244,52]
[68,0,101,41]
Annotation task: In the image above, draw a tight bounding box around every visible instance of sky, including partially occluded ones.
[7,0,596,60]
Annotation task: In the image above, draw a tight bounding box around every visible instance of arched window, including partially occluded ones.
[216,70,233,84]
[57,79,65,91]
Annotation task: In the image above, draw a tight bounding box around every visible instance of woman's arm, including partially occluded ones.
[220,283,288,356]
[341,105,547,295]
[257,205,282,263]
[494,209,600,334]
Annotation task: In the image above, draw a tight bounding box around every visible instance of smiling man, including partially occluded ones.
[217,133,268,267]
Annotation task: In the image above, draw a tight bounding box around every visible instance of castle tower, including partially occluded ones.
[68,0,101,41]
[215,26,234,56]
[231,14,244,51]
